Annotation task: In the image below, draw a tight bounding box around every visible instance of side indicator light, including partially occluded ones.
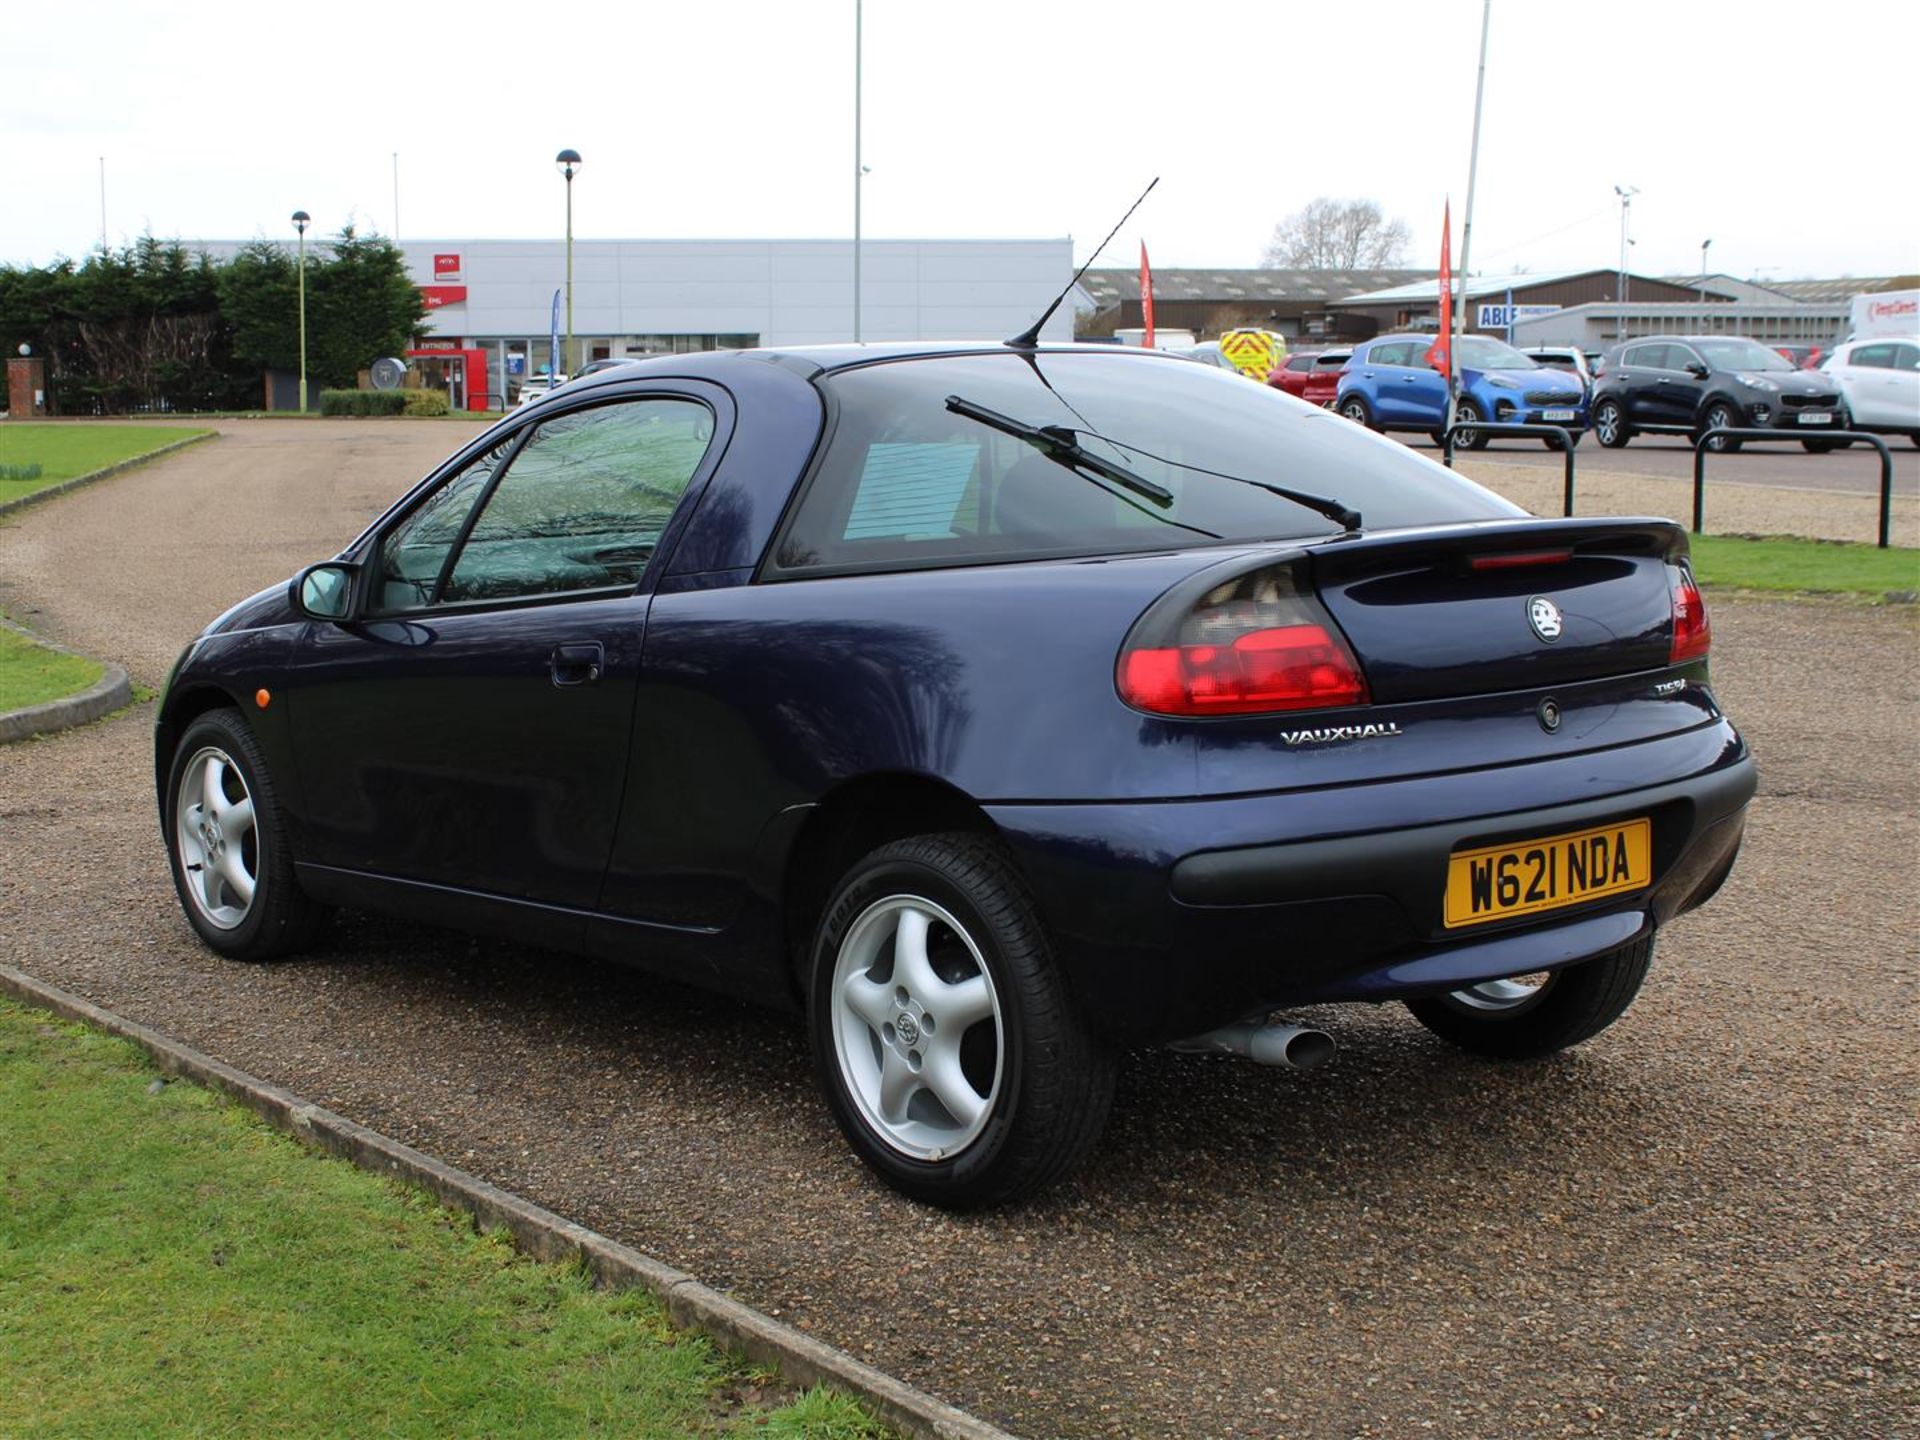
[255,688,272,709]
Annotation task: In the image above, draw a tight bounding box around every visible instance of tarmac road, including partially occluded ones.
[2,420,1914,1438]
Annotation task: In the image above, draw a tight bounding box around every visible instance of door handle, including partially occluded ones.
[550,642,604,687]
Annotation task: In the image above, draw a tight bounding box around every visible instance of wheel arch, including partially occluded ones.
[778,771,1000,989]
[154,682,250,812]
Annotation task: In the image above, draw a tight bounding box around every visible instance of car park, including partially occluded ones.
[156,342,1754,1208]
[1820,336,1920,445]
[1520,345,1595,394]
[1590,335,1849,452]
[1268,349,1350,407]
[1267,351,1318,398]
[1336,333,1587,449]
[1179,340,1242,372]
[513,374,568,408]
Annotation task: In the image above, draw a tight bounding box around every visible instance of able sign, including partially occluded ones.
[1477,303,1561,328]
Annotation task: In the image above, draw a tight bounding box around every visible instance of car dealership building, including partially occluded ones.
[395,236,1075,409]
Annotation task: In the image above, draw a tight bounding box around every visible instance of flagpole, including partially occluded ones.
[1449,0,1492,433]
[1140,242,1155,350]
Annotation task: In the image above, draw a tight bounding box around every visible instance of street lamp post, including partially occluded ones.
[1613,185,1638,314]
[291,210,310,413]
[555,150,582,380]
[1699,238,1713,307]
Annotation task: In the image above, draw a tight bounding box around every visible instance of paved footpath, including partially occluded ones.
[2,420,1915,1437]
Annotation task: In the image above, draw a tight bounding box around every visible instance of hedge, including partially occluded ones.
[319,389,407,416]
[402,389,451,416]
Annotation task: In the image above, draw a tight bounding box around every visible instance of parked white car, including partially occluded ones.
[1821,338,1920,445]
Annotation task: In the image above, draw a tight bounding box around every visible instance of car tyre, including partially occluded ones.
[1403,936,1655,1059]
[1593,398,1631,448]
[164,708,325,961]
[808,833,1115,1209]
[1700,401,1742,453]
[1338,395,1378,430]
[1454,398,1491,451]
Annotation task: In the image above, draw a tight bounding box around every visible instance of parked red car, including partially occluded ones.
[1268,351,1318,399]
[1269,349,1352,407]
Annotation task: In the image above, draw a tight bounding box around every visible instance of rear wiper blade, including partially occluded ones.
[944,395,1174,508]
[1076,427,1363,534]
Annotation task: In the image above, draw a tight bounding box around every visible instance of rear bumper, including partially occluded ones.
[989,721,1754,1045]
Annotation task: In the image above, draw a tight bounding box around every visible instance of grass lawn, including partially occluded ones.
[0,625,102,712]
[1688,533,1920,597]
[0,425,211,506]
[0,999,890,1440]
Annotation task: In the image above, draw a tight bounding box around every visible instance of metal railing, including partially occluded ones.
[1693,429,1897,548]
[1441,422,1579,517]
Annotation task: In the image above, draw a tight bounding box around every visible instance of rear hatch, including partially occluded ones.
[1308,517,1678,702]
[1129,517,1716,798]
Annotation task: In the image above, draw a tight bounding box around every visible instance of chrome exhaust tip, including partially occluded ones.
[1169,1021,1336,1071]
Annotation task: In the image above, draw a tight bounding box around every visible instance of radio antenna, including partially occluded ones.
[1006,176,1159,348]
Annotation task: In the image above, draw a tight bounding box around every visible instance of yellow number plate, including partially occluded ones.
[1444,819,1651,929]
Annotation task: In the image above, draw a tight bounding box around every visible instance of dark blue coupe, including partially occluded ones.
[157,343,1754,1206]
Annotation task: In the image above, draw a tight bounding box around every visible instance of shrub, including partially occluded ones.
[319,389,405,416]
[0,462,45,481]
[402,389,451,417]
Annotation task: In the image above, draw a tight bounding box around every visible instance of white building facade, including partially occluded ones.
[402,237,1075,407]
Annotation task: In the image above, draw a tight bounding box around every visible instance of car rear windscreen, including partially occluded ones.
[770,352,1521,575]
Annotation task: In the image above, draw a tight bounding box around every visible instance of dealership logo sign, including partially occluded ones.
[1477,303,1562,328]
[433,252,462,281]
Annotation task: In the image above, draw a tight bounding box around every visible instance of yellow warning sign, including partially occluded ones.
[1218,328,1285,380]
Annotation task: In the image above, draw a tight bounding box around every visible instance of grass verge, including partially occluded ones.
[1688,533,1920,598]
[0,624,102,712]
[0,425,213,506]
[0,998,890,1439]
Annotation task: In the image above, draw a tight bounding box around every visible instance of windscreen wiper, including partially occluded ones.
[1078,429,1363,534]
[944,395,1174,508]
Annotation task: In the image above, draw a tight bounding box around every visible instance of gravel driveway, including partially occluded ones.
[2,420,1914,1437]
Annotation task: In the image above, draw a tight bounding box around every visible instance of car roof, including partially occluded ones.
[545,340,1199,399]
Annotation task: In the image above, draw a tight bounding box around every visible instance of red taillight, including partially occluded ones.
[1670,567,1710,663]
[1118,565,1369,716]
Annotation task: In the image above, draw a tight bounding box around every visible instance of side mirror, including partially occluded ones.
[1687,362,1710,380]
[292,562,358,622]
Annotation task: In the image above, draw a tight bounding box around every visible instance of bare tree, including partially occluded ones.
[1262,198,1411,270]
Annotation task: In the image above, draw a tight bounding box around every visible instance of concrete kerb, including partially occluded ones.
[0,616,132,744]
[0,965,1022,1440]
[0,429,218,519]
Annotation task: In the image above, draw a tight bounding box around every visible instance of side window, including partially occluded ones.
[376,441,512,611]
[1669,346,1703,373]
[1628,343,1669,370]
[440,398,715,605]
[1286,354,1313,373]
[1851,344,1894,369]
[1894,344,1920,371]
[1369,342,1409,367]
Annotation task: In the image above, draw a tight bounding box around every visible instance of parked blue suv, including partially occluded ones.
[1336,333,1589,450]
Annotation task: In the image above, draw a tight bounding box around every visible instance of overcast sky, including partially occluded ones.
[4,0,1916,285]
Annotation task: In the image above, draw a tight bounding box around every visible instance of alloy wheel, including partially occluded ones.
[173,745,259,930]
[830,894,1004,1161]
[1445,972,1555,1014]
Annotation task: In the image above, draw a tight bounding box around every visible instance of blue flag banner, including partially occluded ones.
[550,288,562,379]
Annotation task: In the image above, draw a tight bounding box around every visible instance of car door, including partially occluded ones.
[283,391,723,909]
[1841,341,1917,429]
[1658,343,1711,426]
[1364,341,1414,422]
[1610,343,1661,424]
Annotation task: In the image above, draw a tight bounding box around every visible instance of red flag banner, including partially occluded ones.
[1431,200,1453,388]
[1140,242,1155,349]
